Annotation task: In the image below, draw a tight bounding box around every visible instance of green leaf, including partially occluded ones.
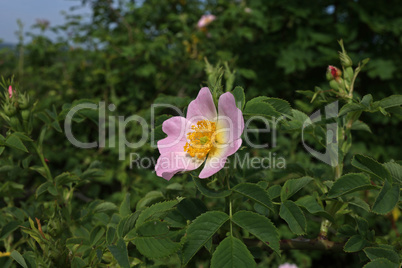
[117,212,140,238]
[5,134,28,152]
[232,183,274,212]
[177,198,207,220]
[94,202,118,214]
[106,227,116,244]
[280,176,313,201]
[134,236,181,259]
[363,258,398,268]
[90,226,105,246]
[327,173,374,198]
[372,180,400,215]
[182,211,229,265]
[339,103,366,117]
[35,182,52,198]
[344,235,368,252]
[137,220,169,237]
[232,211,280,254]
[0,221,20,239]
[193,177,231,198]
[267,185,281,199]
[232,86,245,110]
[136,199,180,227]
[279,200,306,235]
[210,236,256,268]
[264,98,292,116]
[352,154,391,181]
[243,101,280,118]
[383,161,402,183]
[295,196,334,222]
[379,95,402,109]
[119,193,131,217]
[108,238,130,268]
[11,250,28,268]
[364,247,400,264]
[71,257,86,268]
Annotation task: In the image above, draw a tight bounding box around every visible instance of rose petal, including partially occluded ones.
[158,116,191,155]
[215,92,244,144]
[186,87,217,123]
[199,139,242,178]
[155,152,204,180]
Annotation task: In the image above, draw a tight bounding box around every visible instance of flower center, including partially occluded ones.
[184,120,216,159]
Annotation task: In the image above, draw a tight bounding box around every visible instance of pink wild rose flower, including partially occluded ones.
[155,87,244,180]
[278,263,298,268]
[197,14,216,29]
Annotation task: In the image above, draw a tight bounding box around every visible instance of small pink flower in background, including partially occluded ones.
[8,86,13,98]
[155,87,244,180]
[279,263,298,268]
[197,14,216,29]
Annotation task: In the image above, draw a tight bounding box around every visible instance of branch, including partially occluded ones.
[244,237,345,252]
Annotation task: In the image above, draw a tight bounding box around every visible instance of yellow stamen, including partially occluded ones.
[184,120,216,159]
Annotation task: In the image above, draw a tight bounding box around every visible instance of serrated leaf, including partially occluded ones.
[339,103,366,117]
[35,181,51,198]
[267,185,281,199]
[264,98,292,116]
[372,180,400,215]
[177,198,207,220]
[210,236,256,268]
[193,177,231,198]
[243,101,280,118]
[383,161,402,183]
[344,235,368,252]
[364,247,400,264]
[108,238,130,268]
[94,202,118,214]
[327,173,374,198]
[5,134,28,152]
[90,226,105,246]
[279,200,306,235]
[136,199,180,227]
[182,211,229,265]
[232,183,274,212]
[106,227,116,244]
[232,86,245,110]
[232,211,279,254]
[295,196,334,222]
[281,176,313,201]
[134,236,181,259]
[117,212,140,238]
[363,258,398,268]
[379,95,402,109]
[11,250,28,268]
[119,193,131,217]
[352,154,391,181]
[136,220,169,237]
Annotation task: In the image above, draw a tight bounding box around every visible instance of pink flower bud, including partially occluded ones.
[8,86,13,98]
[326,65,342,81]
[197,14,216,29]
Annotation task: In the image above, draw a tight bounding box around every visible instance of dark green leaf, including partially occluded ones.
[108,238,130,268]
[11,250,28,268]
[344,235,368,252]
[232,211,280,254]
[232,183,274,212]
[352,154,391,181]
[182,211,229,265]
[279,200,306,235]
[210,236,256,268]
[281,176,313,201]
[372,180,400,215]
[327,173,374,198]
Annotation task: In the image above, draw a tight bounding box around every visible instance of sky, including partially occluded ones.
[0,0,92,44]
